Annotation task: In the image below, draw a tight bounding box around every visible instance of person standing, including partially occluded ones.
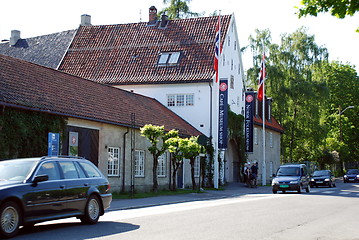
[251,162,258,187]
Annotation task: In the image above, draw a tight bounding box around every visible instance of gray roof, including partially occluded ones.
[0,30,76,69]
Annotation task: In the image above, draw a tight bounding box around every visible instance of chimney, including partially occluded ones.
[9,30,20,46]
[160,14,168,28]
[81,14,91,26]
[148,6,158,25]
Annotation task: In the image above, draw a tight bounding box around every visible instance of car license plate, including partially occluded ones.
[280,185,289,188]
[316,181,323,183]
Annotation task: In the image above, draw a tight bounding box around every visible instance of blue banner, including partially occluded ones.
[48,132,60,156]
[218,79,228,149]
[245,92,254,152]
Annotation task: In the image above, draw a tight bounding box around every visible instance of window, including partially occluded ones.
[254,128,258,145]
[230,75,234,89]
[135,150,145,177]
[194,156,200,177]
[167,94,194,107]
[269,132,273,148]
[157,153,166,177]
[158,52,181,66]
[79,162,101,178]
[108,147,120,176]
[37,162,60,180]
[59,161,79,179]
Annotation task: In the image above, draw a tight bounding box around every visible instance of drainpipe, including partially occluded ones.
[121,128,129,193]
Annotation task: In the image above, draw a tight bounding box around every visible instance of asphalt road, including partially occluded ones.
[14,181,359,240]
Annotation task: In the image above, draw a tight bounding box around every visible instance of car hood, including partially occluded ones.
[0,180,21,189]
[312,176,329,179]
[274,176,300,182]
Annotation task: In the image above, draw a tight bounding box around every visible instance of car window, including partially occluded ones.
[0,160,37,181]
[277,167,300,176]
[59,161,80,179]
[347,169,359,174]
[313,170,329,177]
[74,162,87,178]
[37,162,60,180]
[79,162,101,178]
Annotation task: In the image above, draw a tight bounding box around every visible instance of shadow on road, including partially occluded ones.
[16,221,139,240]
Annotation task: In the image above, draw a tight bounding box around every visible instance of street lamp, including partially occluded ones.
[338,105,355,174]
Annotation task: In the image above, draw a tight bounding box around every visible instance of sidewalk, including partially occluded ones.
[108,182,271,211]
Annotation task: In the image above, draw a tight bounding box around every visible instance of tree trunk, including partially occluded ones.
[152,155,158,192]
[190,157,196,190]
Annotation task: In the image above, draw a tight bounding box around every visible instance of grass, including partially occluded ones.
[111,186,227,200]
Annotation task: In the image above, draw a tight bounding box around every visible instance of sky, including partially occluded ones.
[0,0,358,72]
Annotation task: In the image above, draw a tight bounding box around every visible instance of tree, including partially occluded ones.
[180,136,203,190]
[165,136,183,191]
[160,0,199,19]
[248,28,329,163]
[140,124,178,192]
[297,0,359,32]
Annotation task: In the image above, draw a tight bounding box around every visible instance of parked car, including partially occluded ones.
[272,164,311,194]
[0,156,112,239]
[343,169,359,183]
[310,170,336,188]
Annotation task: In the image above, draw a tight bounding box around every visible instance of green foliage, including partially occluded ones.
[160,0,199,19]
[0,107,67,159]
[297,0,359,32]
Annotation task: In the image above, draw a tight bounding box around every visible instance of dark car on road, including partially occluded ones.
[343,169,359,183]
[310,170,336,188]
[0,156,112,239]
[272,164,311,194]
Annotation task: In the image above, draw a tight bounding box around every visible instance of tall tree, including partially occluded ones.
[140,124,178,192]
[248,28,329,163]
[160,0,199,19]
[165,136,184,191]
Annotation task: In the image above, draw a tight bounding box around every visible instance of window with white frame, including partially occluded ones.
[167,94,194,107]
[107,147,120,176]
[157,152,166,177]
[254,128,258,145]
[135,150,145,177]
[158,52,181,66]
[194,156,200,177]
[269,132,273,148]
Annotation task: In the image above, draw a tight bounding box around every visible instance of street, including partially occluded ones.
[14,181,359,240]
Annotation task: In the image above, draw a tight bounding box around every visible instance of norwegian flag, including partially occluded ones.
[214,16,221,83]
[257,54,266,101]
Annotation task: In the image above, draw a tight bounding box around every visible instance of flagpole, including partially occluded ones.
[261,46,266,187]
[214,11,221,189]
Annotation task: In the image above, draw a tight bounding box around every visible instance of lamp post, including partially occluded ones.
[338,105,354,174]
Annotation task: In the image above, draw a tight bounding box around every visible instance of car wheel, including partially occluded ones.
[306,184,310,193]
[333,182,336,187]
[0,201,21,239]
[81,195,101,224]
[298,185,302,194]
[272,189,277,194]
[329,181,333,188]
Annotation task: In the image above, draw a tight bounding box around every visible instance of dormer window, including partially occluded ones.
[158,52,181,66]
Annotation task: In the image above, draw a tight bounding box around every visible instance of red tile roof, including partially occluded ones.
[58,15,231,85]
[254,116,284,133]
[0,54,202,137]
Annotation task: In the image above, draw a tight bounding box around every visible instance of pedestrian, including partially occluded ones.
[245,163,253,188]
[251,162,258,187]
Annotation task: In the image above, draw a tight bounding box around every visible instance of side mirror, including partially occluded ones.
[272,173,276,178]
[33,174,49,183]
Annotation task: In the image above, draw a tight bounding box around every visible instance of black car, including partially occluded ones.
[310,170,336,188]
[272,164,311,194]
[0,156,112,239]
[343,169,359,183]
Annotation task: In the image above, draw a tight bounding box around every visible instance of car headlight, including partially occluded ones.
[344,175,347,178]
[324,178,330,181]
[310,179,315,182]
[290,180,299,184]
[356,175,359,178]
[272,179,279,185]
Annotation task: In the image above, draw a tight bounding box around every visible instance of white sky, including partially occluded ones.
[0,0,358,72]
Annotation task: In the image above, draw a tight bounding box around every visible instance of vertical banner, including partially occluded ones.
[69,131,79,156]
[245,91,254,153]
[48,132,60,156]
[218,78,228,149]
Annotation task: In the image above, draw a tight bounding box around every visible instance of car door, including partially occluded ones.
[58,161,89,213]
[23,161,64,220]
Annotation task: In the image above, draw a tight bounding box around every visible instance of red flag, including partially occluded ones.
[214,16,220,83]
[257,54,266,101]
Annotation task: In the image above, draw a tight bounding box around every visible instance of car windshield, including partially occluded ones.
[0,160,37,181]
[347,169,359,175]
[277,167,300,176]
[313,170,329,177]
